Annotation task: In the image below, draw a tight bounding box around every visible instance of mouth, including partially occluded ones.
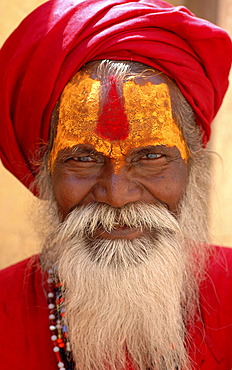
[112,222,129,229]
[93,223,145,240]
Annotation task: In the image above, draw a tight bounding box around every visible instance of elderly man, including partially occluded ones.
[0,0,232,369]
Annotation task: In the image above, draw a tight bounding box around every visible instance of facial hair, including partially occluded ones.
[40,202,206,370]
[38,151,212,370]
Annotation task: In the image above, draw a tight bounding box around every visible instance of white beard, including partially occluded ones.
[38,151,212,370]
[40,201,210,370]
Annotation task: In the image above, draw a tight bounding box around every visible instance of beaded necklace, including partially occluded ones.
[47,268,74,370]
[46,269,179,370]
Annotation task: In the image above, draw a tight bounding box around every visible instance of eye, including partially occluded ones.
[75,155,95,162]
[65,155,96,163]
[141,153,163,160]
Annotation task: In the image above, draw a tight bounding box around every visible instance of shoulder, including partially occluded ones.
[188,246,232,367]
[207,245,232,285]
[0,255,40,278]
[202,245,232,301]
[0,255,44,305]
[0,259,56,369]
[203,245,232,317]
[0,255,40,282]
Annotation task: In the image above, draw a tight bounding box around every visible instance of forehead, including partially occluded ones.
[50,70,188,167]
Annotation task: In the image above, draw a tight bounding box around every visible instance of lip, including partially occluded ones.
[94,226,144,240]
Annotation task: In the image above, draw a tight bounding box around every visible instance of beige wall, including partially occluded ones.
[0,0,45,269]
[0,0,231,269]
[209,0,232,246]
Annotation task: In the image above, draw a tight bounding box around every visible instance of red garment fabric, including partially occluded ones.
[0,0,231,193]
[0,247,232,369]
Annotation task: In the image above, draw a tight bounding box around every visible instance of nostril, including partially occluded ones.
[91,170,144,208]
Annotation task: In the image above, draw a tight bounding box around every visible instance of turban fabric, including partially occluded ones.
[0,0,231,193]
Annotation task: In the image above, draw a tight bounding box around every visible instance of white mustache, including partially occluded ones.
[58,202,180,240]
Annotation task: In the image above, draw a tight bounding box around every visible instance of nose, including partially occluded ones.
[91,168,143,208]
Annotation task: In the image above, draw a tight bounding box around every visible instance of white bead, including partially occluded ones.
[48,303,55,309]
[49,314,56,320]
[49,325,56,331]
[53,346,59,352]
[48,268,53,274]
[66,342,71,351]
[51,335,57,341]
[48,292,54,298]
[56,324,62,329]
[58,362,64,368]
[47,278,53,283]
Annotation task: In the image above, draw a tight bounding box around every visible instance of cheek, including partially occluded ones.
[51,172,93,218]
[164,164,189,211]
[144,162,188,212]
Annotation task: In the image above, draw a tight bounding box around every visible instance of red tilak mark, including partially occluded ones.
[95,76,129,140]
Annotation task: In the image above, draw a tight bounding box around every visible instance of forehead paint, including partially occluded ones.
[121,80,188,161]
[95,76,129,140]
[50,72,189,172]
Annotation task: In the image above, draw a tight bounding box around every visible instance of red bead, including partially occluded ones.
[55,351,62,362]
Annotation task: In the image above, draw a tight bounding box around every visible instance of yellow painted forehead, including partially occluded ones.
[50,71,189,170]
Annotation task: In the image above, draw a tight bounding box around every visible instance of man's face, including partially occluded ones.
[50,70,189,240]
[42,66,210,370]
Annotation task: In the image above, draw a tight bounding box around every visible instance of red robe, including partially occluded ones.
[1,246,232,370]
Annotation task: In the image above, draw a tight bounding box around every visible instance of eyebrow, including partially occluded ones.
[58,145,103,157]
[128,145,173,156]
[58,144,177,160]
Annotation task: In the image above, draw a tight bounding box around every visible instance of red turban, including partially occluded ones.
[0,0,231,193]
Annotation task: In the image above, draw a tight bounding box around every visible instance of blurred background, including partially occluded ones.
[0,0,232,269]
